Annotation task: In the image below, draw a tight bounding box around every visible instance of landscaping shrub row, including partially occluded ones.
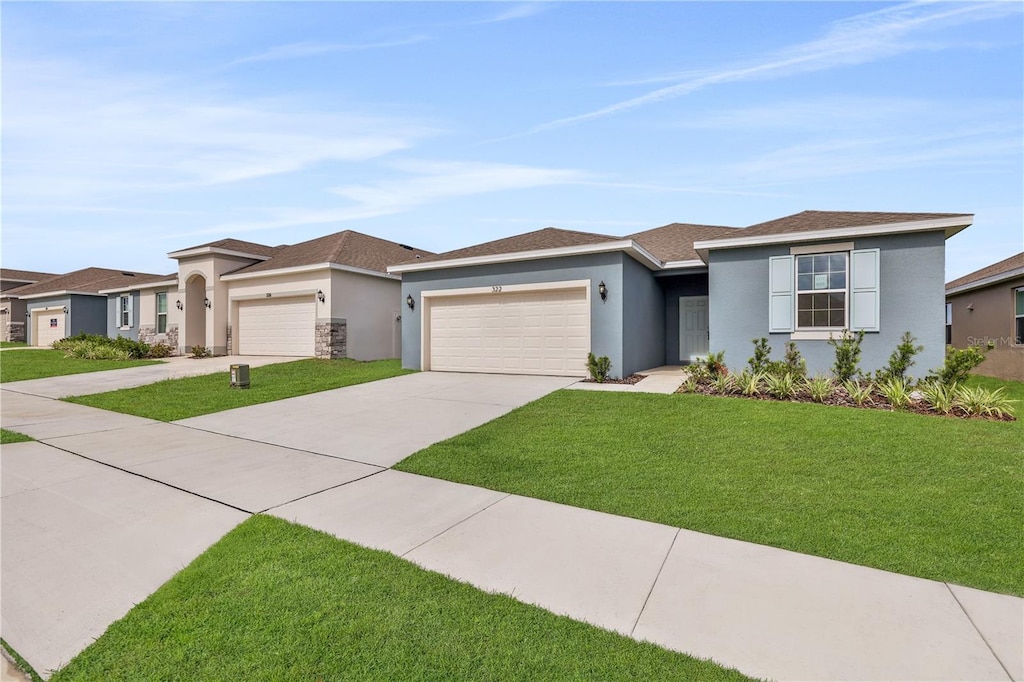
[682,332,1015,421]
[52,333,173,361]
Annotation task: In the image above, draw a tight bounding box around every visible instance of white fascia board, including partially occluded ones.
[692,216,974,253]
[20,290,105,300]
[97,279,178,294]
[220,262,397,282]
[660,259,707,270]
[945,266,1024,297]
[167,246,272,261]
[387,240,662,274]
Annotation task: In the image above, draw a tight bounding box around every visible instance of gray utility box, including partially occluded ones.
[230,363,250,389]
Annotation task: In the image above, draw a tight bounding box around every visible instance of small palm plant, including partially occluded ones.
[804,374,836,403]
[842,380,874,407]
[878,377,913,411]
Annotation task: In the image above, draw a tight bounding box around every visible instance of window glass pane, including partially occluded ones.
[813,255,828,272]
[813,310,829,327]
[946,302,952,325]
[1016,289,1024,316]
[829,254,846,272]
[798,311,813,327]
[797,274,813,291]
[157,293,167,314]
[812,273,828,290]
[829,272,846,289]
[829,293,846,308]
[829,309,845,327]
[797,256,812,274]
[1017,317,1024,345]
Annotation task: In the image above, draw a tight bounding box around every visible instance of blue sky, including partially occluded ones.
[3,1,1021,280]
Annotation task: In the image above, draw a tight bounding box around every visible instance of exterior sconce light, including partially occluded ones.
[204,298,212,309]
[598,281,608,301]
[176,300,183,310]
[316,289,325,303]
[406,294,415,310]
[62,306,69,314]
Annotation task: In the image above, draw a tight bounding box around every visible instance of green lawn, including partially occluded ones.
[66,359,412,421]
[0,349,162,383]
[396,386,1024,596]
[1,341,28,348]
[51,515,751,682]
[0,429,33,445]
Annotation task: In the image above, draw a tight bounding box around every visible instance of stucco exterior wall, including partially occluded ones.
[330,270,402,360]
[947,274,1024,381]
[1,298,28,342]
[25,297,70,345]
[657,271,709,365]
[106,291,141,340]
[621,255,665,375]
[709,231,947,378]
[224,270,330,355]
[177,254,264,355]
[400,252,627,377]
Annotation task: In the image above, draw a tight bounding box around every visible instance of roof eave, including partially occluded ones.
[19,290,106,300]
[220,262,397,282]
[168,246,272,261]
[97,279,179,294]
[945,266,1024,296]
[387,240,663,274]
[692,215,974,253]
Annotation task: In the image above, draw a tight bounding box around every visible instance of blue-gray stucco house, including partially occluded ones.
[388,211,973,379]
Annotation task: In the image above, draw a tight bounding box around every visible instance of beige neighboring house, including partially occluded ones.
[1,269,59,342]
[167,231,432,358]
[945,251,1024,381]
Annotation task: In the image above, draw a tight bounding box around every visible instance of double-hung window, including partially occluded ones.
[945,302,953,345]
[796,253,847,329]
[1015,287,1023,345]
[156,292,168,334]
[119,294,132,329]
[769,247,879,334]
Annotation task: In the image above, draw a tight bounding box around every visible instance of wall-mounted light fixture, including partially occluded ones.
[966,303,974,312]
[62,306,69,314]
[204,297,212,309]
[176,300,183,310]
[598,281,608,302]
[316,289,325,303]
[406,294,415,310]
[0,308,8,315]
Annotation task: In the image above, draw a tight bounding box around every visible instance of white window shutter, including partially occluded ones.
[850,248,880,331]
[127,294,134,329]
[768,255,795,333]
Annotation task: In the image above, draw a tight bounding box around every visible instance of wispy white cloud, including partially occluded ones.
[474,3,549,25]
[228,35,431,66]
[522,1,1020,135]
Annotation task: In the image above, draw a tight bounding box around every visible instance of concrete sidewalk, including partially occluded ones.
[1,354,298,399]
[568,365,685,394]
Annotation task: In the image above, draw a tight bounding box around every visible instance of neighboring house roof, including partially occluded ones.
[98,273,180,294]
[13,268,166,299]
[739,210,969,238]
[627,223,739,263]
[945,252,1024,296]
[407,227,621,265]
[1,268,60,284]
[224,230,434,278]
[168,238,280,260]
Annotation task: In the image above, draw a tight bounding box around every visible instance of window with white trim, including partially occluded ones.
[796,253,847,329]
[119,294,131,328]
[1015,287,1023,345]
[945,302,952,345]
[156,292,167,334]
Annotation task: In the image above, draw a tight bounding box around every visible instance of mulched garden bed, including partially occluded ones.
[581,373,647,385]
[677,383,1016,422]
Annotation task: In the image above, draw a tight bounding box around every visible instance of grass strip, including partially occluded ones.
[65,358,412,421]
[52,515,751,681]
[0,349,161,383]
[397,384,1024,596]
[0,429,34,445]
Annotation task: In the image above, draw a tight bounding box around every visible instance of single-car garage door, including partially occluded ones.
[237,297,315,356]
[427,286,589,377]
[34,310,66,348]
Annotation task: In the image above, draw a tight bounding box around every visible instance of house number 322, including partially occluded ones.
[492,286,502,293]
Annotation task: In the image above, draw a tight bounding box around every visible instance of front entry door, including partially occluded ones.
[679,296,709,363]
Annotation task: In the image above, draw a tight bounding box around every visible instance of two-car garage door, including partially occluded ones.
[427,286,589,377]
[237,297,314,356]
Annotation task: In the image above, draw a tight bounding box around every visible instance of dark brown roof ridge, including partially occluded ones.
[946,251,1024,291]
[10,267,166,297]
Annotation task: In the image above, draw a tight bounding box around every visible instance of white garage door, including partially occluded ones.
[428,287,589,377]
[238,297,315,357]
[34,311,66,348]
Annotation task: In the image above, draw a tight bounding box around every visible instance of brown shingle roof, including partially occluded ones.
[0,268,60,284]
[739,210,970,238]
[407,227,621,265]
[11,268,166,297]
[628,223,740,262]
[173,238,280,258]
[946,252,1024,291]
[232,230,434,275]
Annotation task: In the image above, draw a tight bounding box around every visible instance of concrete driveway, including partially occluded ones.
[2,354,298,399]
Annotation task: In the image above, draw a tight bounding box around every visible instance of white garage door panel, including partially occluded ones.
[238,297,314,357]
[429,287,589,377]
[34,312,66,347]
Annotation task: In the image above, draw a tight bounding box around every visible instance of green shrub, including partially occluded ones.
[783,341,807,378]
[927,345,990,386]
[111,336,151,359]
[679,374,699,393]
[828,329,866,382]
[149,342,173,358]
[747,338,771,374]
[764,372,797,400]
[737,370,764,396]
[874,332,923,383]
[804,374,836,403]
[843,380,874,407]
[954,385,1016,419]
[586,353,612,383]
[878,377,913,411]
[701,351,727,378]
[190,345,212,359]
[920,381,957,415]
[712,372,737,395]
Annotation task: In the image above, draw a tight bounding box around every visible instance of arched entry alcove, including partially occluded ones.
[185,274,207,349]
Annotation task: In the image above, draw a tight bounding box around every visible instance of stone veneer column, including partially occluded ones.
[315,319,347,359]
[138,325,157,345]
[225,325,232,355]
[3,320,26,343]
[166,324,179,355]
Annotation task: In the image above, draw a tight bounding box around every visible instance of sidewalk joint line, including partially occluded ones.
[944,582,1015,682]
[40,441,254,516]
[257,468,388,514]
[630,527,680,637]
[401,491,513,558]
